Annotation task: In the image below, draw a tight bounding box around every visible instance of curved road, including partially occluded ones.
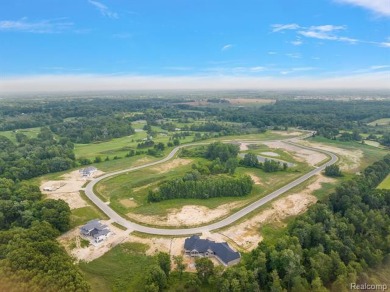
[84,135,338,235]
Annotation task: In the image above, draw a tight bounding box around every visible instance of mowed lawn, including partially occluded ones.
[378,174,390,189]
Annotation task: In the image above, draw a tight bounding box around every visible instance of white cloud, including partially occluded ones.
[88,0,118,19]
[336,0,390,16]
[0,18,73,33]
[221,44,233,51]
[379,41,390,47]
[1,72,389,92]
[271,23,360,44]
[291,40,303,46]
[286,53,301,59]
[298,25,358,43]
[268,51,277,55]
[271,24,300,32]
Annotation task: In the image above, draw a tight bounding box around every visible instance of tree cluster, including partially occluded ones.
[50,116,135,143]
[0,179,89,291]
[0,128,75,181]
[241,153,288,172]
[148,174,253,202]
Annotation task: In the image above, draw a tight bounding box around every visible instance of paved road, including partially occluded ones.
[84,135,338,235]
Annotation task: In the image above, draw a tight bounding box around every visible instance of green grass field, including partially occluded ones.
[70,206,107,229]
[0,127,41,143]
[377,174,390,189]
[367,118,390,126]
[79,242,156,292]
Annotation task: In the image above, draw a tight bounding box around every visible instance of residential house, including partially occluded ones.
[184,235,241,266]
[80,219,111,243]
[79,166,97,177]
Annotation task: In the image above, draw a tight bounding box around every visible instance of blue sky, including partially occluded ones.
[0,0,389,91]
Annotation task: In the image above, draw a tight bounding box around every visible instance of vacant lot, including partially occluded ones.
[217,174,335,251]
[40,169,104,209]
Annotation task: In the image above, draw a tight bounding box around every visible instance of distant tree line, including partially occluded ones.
[50,116,135,143]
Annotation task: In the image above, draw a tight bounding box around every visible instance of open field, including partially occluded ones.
[95,152,310,228]
[378,174,390,189]
[367,118,390,126]
[303,136,389,171]
[79,242,155,292]
[0,127,41,143]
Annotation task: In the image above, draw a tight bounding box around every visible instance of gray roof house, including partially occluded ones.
[184,235,241,266]
[79,166,97,177]
[80,219,111,243]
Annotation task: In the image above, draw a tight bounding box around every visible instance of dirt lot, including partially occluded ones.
[40,169,104,209]
[149,158,193,173]
[298,141,363,171]
[217,174,335,251]
[270,131,303,136]
[58,220,130,262]
[260,151,280,157]
[127,202,245,227]
[262,141,327,166]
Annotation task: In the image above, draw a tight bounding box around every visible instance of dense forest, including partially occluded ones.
[0,179,89,291]
[0,128,75,181]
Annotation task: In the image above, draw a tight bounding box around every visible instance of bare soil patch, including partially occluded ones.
[127,202,244,227]
[218,174,335,251]
[239,143,249,151]
[58,220,129,262]
[270,131,302,136]
[248,173,262,185]
[120,198,138,208]
[298,141,363,171]
[150,158,192,173]
[40,169,104,209]
[262,141,327,166]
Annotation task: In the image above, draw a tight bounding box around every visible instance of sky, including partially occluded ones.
[0,0,389,92]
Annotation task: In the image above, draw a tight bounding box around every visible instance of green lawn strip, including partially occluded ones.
[78,190,109,220]
[111,222,127,231]
[377,174,390,189]
[79,242,155,292]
